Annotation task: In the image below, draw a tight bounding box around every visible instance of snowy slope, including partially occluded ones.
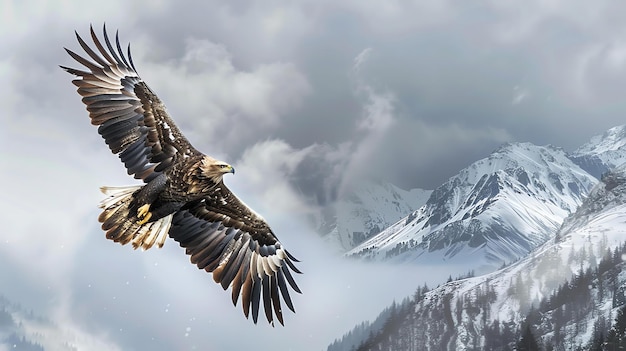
[570,125,626,178]
[321,180,431,251]
[440,166,626,349]
[0,294,120,351]
[347,143,597,272]
[333,163,626,351]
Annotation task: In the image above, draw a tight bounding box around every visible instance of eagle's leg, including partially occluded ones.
[137,204,152,225]
[133,173,167,224]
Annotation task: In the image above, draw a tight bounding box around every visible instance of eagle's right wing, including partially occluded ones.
[168,184,302,326]
[61,25,195,183]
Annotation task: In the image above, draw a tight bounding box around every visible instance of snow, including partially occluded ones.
[421,168,626,349]
[572,124,626,171]
[330,125,626,351]
[574,125,626,157]
[347,142,597,274]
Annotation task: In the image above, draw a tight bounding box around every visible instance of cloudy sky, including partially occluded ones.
[3,0,626,350]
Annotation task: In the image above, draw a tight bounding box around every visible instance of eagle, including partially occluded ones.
[61,25,301,326]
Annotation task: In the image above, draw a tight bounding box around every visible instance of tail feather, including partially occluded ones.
[98,185,172,250]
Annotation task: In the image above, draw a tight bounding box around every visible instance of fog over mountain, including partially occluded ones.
[330,143,626,351]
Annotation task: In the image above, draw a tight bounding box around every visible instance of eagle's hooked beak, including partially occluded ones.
[227,165,235,174]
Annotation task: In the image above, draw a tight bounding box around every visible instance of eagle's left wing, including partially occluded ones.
[61,25,195,183]
[169,184,302,326]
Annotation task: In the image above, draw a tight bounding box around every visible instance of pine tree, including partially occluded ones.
[588,316,607,351]
[517,324,541,351]
[606,305,626,350]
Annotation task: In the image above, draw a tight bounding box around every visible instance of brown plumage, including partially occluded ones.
[61,24,301,326]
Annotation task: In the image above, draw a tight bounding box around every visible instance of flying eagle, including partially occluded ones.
[61,25,301,326]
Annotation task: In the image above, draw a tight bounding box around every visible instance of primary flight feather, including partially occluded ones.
[61,25,301,326]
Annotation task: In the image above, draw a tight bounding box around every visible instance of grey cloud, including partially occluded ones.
[290,143,352,206]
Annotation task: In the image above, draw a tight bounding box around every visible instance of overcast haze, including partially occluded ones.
[3,1,626,350]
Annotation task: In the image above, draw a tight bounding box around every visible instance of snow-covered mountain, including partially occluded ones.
[570,125,626,178]
[321,180,431,251]
[331,163,626,351]
[347,142,597,272]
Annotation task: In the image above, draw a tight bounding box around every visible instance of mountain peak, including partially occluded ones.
[574,124,626,156]
[569,124,626,179]
[347,142,596,271]
[334,125,626,273]
[336,164,626,351]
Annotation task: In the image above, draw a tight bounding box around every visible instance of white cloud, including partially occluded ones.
[336,50,398,196]
[230,139,317,215]
[128,36,311,154]
[352,47,372,73]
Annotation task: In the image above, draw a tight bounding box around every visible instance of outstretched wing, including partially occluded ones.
[61,25,195,182]
[169,184,302,326]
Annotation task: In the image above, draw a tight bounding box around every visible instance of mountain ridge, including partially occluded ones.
[346,141,597,272]
[330,160,626,351]
[323,126,626,267]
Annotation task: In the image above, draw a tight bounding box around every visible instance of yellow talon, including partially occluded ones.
[137,204,152,225]
[138,212,152,225]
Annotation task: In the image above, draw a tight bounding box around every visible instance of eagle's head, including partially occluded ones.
[200,156,235,183]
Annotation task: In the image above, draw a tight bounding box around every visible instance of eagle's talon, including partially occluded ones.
[137,204,152,225]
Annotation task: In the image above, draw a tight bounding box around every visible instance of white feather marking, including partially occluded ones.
[107,65,126,80]
[98,185,172,251]
[130,213,173,250]
[259,256,269,277]
[102,65,138,84]
[162,121,176,141]
[268,255,282,271]
[85,77,122,90]
[255,253,264,278]
[265,256,278,273]
[217,237,238,268]
[249,253,258,279]
[264,255,280,274]
[99,185,141,208]
[142,221,161,248]
[276,248,286,260]
[155,214,172,248]
[131,226,149,249]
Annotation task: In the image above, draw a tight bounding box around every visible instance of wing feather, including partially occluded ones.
[75,30,109,67]
[241,274,253,319]
[276,269,295,313]
[89,25,117,66]
[62,25,197,182]
[230,255,247,305]
[251,275,262,324]
[168,184,301,325]
[270,275,283,326]
[115,30,132,69]
[214,233,246,288]
[261,274,272,324]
